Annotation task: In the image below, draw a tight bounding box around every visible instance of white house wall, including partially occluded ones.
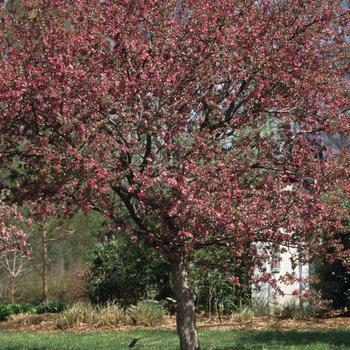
[252,245,310,312]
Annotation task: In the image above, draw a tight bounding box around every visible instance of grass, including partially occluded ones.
[53,302,165,329]
[0,329,350,349]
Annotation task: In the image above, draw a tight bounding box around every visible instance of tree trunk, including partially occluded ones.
[10,277,15,303]
[170,255,200,350]
[42,229,48,301]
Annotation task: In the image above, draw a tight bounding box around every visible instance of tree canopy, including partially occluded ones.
[0,1,349,349]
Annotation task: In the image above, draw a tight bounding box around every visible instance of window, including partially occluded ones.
[271,248,281,274]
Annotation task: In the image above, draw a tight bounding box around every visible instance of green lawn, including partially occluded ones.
[0,329,350,349]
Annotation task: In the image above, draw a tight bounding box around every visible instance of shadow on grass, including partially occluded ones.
[215,329,350,350]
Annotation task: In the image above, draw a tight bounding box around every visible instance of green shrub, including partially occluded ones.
[0,303,37,321]
[36,300,66,314]
[189,247,252,314]
[313,232,350,312]
[86,236,252,314]
[86,235,172,306]
[7,303,36,315]
[6,304,22,315]
[0,305,11,321]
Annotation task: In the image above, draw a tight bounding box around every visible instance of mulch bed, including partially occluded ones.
[0,313,349,333]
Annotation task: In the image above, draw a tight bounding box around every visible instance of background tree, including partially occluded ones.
[0,1,349,349]
[28,218,75,302]
[22,211,103,303]
[0,250,29,303]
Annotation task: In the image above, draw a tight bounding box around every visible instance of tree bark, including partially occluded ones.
[10,277,15,303]
[170,255,200,350]
[42,229,48,301]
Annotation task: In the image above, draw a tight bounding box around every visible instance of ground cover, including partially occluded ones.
[1,314,350,333]
[1,329,350,350]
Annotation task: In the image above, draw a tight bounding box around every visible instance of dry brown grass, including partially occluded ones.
[54,302,165,329]
[128,302,166,327]
[1,308,350,334]
[7,313,56,327]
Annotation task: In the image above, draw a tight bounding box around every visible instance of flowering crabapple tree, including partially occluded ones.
[0,1,349,348]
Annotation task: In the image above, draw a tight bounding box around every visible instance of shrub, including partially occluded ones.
[36,300,66,314]
[128,301,166,327]
[0,305,11,321]
[7,303,37,315]
[313,232,350,312]
[188,247,252,315]
[0,303,37,321]
[6,304,22,315]
[86,235,171,306]
[86,236,252,314]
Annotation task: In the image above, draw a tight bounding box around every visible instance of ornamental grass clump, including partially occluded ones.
[54,302,166,329]
[128,301,166,327]
[95,302,126,327]
[54,303,97,329]
[54,303,126,329]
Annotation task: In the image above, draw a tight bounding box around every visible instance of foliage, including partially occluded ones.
[0,0,349,347]
[190,268,250,314]
[0,303,36,321]
[0,191,28,254]
[6,303,37,315]
[93,302,127,327]
[0,304,12,321]
[86,236,252,313]
[0,0,348,269]
[36,300,66,314]
[43,211,105,265]
[314,232,350,311]
[61,266,90,304]
[86,236,171,306]
[189,247,252,314]
[0,301,66,321]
